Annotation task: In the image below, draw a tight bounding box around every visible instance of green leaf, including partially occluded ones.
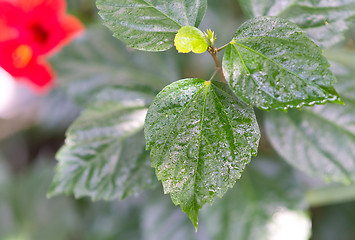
[265,71,355,183]
[51,26,178,106]
[96,0,207,51]
[48,86,158,200]
[238,0,355,48]
[223,16,342,111]
[174,26,208,54]
[201,156,310,240]
[144,78,260,228]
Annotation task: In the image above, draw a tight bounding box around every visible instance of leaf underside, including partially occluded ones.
[48,87,158,201]
[238,0,355,48]
[223,16,342,111]
[144,78,260,228]
[265,71,355,184]
[96,0,207,51]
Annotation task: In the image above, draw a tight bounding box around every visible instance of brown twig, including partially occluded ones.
[208,46,226,83]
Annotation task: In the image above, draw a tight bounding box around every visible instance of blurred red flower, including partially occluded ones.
[0,0,83,93]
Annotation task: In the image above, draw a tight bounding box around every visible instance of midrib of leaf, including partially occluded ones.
[233,41,314,83]
[303,107,355,140]
[231,44,281,102]
[284,112,352,180]
[193,82,210,204]
[104,0,183,27]
[181,0,191,25]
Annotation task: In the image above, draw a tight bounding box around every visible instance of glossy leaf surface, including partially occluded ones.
[265,70,355,183]
[141,157,310,240]
[144,78,260,228]
[238,0,355,48]
[96,0,207,51]
[48,87,158,200]
[223,16,341,110]
[51,26,177,106]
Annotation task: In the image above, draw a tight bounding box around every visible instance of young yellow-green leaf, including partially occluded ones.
[265,70,355,184]
[48,86,158,201]
[174,26,208,54]
[238,0,355,48]
[96,0,207,51]
[223,16,342,111]
[144,78,260,229]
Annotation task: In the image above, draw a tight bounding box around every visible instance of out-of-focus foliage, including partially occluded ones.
[265,50,355,183]
[238,0,355,48]
[49,86,158,200]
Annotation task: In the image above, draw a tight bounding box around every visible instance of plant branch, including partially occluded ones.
[306,184,355,207]
[208,46,226,83]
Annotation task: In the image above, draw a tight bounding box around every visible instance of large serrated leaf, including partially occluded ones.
[51,26,178,106]
[144,78,260,228]
[223,16,342,111]
[48,86,158,201]
[238,0,355,48]
[96,0,207,51]
[265,70,355,183]
[140,157,309,240]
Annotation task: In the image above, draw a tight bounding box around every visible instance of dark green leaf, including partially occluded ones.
[144,78,260,228]
[96,0,207,51]
[51,26,178,106]
[48,86,158,200]
[201,156,310,240]
[265,71,355,183]
[223,16,342,111]
[238,0,355,48]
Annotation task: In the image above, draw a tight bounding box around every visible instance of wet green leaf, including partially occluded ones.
[96,0,207,51]
[144,78,260,228]
[265,71,355,183]
[238,0,355,48]
[48,86,158,201]
[223,16,342,111]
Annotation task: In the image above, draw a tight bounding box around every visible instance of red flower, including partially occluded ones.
[0,0,83,93]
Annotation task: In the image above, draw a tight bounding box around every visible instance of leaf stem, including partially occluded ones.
[209,69,219,81]
[208,46,226,83]
[217,42,232,52]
